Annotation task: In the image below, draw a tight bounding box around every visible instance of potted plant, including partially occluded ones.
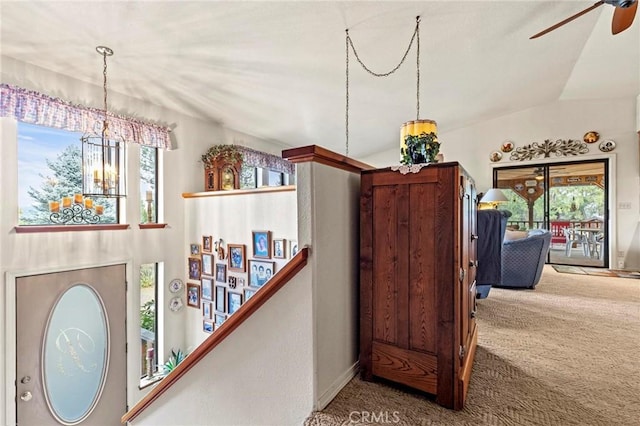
[401,132,440,165]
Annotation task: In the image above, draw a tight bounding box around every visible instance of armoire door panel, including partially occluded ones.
[372,186,400,345]
[408,183,438,354]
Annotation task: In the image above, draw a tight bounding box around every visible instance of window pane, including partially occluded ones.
[18,122,118,225]
[140,263,157,377]
[140,146,157,223]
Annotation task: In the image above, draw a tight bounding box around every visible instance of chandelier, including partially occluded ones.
[81,46,126,198]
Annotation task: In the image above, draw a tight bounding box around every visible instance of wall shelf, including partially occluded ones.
[182,185,296,199]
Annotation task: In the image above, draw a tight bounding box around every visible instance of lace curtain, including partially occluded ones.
[0,84,172,149]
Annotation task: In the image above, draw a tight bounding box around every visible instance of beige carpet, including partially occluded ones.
[305,266,640,425]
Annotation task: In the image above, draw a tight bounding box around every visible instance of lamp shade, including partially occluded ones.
[480,188,508,204]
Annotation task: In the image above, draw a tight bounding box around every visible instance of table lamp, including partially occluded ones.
[479,188,508,209]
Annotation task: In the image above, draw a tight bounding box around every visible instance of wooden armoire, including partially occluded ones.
[359,162,478,410]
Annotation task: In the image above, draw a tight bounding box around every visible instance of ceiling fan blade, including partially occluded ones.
[612,1,637,34]
[531,1,605,39]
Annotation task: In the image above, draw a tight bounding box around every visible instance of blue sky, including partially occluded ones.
[17,122,81,213]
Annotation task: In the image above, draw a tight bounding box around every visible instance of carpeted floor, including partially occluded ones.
[305,265,640,426]
[552,264,640,279]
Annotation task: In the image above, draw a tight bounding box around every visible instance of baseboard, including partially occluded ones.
[316,361,359,410]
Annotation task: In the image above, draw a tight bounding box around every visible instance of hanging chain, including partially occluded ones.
[345,17,421,156]
[102,50,109,135]
[416,16,420,120]
[346,30,350,157]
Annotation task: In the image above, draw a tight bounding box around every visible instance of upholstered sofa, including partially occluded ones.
[498,229,552,289]
[476,209,510,299]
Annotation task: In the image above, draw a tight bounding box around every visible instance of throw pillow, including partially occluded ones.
[504,229,528,241]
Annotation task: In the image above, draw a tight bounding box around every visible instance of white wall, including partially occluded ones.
[132,267,314,426]
[296,161,361,409]
[182,189,298,352]
[360,98,640,268]
[0,58,288,424]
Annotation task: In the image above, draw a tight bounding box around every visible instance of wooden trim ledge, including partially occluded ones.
[121,247,309,424]
[14,224,130,233]
[282,145,374,174]
[139,223,169,229]
[182,185,296,199]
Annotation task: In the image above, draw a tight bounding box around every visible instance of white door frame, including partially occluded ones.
[4,260,132,426]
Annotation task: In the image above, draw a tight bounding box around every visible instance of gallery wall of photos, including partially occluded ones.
[184,231,299,333]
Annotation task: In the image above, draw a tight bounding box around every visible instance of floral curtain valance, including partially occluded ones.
[238,146,295,175]
[0,84,172,149]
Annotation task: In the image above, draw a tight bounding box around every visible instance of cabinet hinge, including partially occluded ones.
[459,184,465,199]
[459,345,466,359]
[459,268,465,282]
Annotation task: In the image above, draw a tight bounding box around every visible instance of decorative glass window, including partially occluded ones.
[140,146,158,223]
[17,122,118,225]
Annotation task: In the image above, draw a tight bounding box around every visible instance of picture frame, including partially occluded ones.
[273,238,286,259]
[214,313,226,329]
[202,301,212,319]
[244,288,256,301]
[187,283,200,308]
[228,276,237,289]
[202,235,213,253]
[228,244,246,272]
[289,240,299,258]
[203,320,214,334]
[215,285,227,312]
[252,230,272,259]
[215,263,227,283]
[201,277,213,301]
[227,292,243,315]
[190,243,201,256]
[248,260,276,288]
[188,257,201,280]
[202,254,214,276]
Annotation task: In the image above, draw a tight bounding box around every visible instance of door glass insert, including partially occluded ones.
[42,284,109,425]
[495,160,607,268]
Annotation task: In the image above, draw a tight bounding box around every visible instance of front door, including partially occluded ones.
[16,265,126,426]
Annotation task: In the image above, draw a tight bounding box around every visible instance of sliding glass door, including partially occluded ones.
[494,159,608,268]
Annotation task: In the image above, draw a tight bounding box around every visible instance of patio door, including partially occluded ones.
[15,265,127,425]
[494,159,608,268]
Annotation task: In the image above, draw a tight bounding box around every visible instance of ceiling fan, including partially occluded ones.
[530,0,638,39]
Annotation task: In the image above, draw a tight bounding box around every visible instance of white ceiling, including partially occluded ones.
[1,1,638,158]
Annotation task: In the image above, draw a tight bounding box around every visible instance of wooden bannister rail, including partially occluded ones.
[121,247,309,424]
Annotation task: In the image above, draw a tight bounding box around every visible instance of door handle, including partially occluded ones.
[20,391,32,402]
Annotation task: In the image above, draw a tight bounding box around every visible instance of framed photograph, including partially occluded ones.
[215,285,227,312]
[202,301,212,319]
[203,320,214,334]
[201,277,213,301]
[228,244,246,272]
[244,288,256,301]
[202,254,214,276]
[190,243,201,256]
[188,257,201,280]
[187,283,200,308]
[252,230,272,259]
[248,260,276,288]
[214,313,226,328]
[273,238,286,259]
[215,263,227,283]
[228,292,243,315]
[228,276,237,289]
[290,240,299,258]
[202,235,213,253]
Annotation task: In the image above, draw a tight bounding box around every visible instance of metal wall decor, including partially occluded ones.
[509,139,588,161]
